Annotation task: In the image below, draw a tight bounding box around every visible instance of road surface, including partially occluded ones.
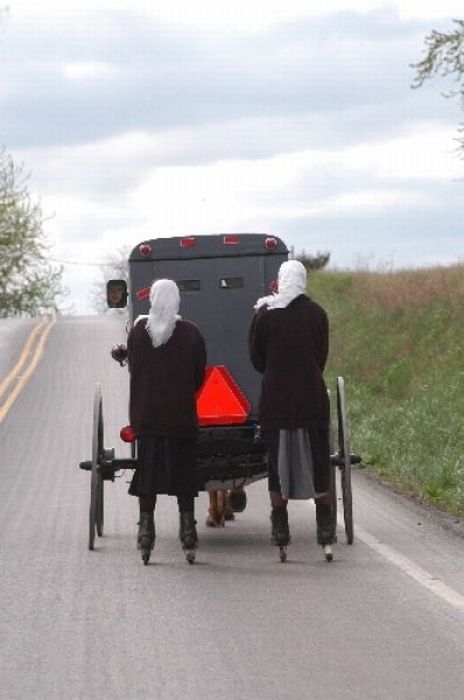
[0,315,463,700]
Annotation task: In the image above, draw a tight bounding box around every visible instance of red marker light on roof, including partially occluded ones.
[223,235,239,245]
[180,237,196,248]
[120,425,136,443]
[136,287,150,301]
[139,243,151,257]
[196,366,250,426]
[265,237,277,250]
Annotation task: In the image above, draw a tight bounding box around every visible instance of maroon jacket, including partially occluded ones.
[248,294,329,429]
[127,319,207,437]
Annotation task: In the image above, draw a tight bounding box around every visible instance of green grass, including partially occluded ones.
[309,265,464,516]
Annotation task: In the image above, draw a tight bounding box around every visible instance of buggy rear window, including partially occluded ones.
[178,279,201,292]
[219,277,244,289]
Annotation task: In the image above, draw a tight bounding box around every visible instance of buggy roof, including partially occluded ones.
[129,233,288,261]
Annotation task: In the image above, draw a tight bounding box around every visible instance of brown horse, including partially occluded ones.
[206,487,247,527]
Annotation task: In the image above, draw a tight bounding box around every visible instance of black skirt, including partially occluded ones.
[128,435,198,498]
[264,427,330,495]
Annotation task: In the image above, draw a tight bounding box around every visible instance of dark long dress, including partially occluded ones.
[248,294,330,495]
[127,318,207,497]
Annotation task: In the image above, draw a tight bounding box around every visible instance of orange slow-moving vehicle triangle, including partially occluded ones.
[196,366,250,426]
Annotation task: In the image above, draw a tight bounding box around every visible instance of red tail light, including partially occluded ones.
[223,235,239,245]
[139,243,151,256]
[180,237,196,248]
[269,280,278,293]
[120,425,136,443]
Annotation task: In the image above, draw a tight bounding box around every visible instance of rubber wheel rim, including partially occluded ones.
[337,377,354,544]
[89,384,104,550]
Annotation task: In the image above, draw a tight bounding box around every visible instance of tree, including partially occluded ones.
[90,246,130,314]
[295,249,330,271]
[412,19,464,152]
[0,151,65,316]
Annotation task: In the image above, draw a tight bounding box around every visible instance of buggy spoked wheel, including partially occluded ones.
[329,416,338,538]
[97,473,104,537]
[89,383,104,550]
[337,377,353,544]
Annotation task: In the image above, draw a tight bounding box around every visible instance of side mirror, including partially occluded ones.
[106,279,128,308]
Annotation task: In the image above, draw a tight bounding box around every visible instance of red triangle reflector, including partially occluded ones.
[196,366,250,426]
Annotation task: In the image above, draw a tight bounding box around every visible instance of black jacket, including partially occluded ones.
[248,294,329,429]
[127,319,206,437]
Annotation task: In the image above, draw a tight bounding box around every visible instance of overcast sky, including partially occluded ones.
[1,0,463,313]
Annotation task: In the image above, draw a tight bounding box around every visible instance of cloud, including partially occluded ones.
[12,0,463,29]
[37,125,462,259]
[3,1,463,313]
[1,5,454,150]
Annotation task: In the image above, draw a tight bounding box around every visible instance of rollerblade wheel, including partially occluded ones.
[141,550,151,565]
[279,546,288,563]
[185,550,196,564]
[323,545,333,562]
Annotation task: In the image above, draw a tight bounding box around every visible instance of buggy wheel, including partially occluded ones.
[96,477,104,537]
[329,417,338,534]
[337,377,353,544]
[89,384,104,550]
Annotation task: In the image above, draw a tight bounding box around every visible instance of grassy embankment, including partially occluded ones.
[309,264,464,517]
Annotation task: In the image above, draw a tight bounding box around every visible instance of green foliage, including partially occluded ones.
[412,19,464,152]
[412,19,464,87]
[385,359,412,399]
[0,151,65,316]
[310,266,464,516]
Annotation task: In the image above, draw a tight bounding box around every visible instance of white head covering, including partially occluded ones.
[143,279,181,347]
[254,260,307,310]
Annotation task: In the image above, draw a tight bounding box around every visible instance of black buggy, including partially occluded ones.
[80,233,359,562]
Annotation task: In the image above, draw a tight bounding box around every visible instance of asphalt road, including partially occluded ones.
[0,315,463,700]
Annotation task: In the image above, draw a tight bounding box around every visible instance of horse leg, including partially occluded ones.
[206,490,223,527]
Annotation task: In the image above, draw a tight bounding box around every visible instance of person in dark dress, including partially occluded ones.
[248,260,335,550]
[127,279,207,561]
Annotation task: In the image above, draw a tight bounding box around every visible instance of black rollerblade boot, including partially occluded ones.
[137,512,155,565]
[179,512,198,564]
[270,507,290,562]
[316,503,335,562]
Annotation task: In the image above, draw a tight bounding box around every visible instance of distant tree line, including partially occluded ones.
[294,249,330,270]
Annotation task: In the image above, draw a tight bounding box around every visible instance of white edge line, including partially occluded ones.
[355,523,464,612]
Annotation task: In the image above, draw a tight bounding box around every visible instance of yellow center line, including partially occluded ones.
[0,317,48,400]
[0,316,56,423]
